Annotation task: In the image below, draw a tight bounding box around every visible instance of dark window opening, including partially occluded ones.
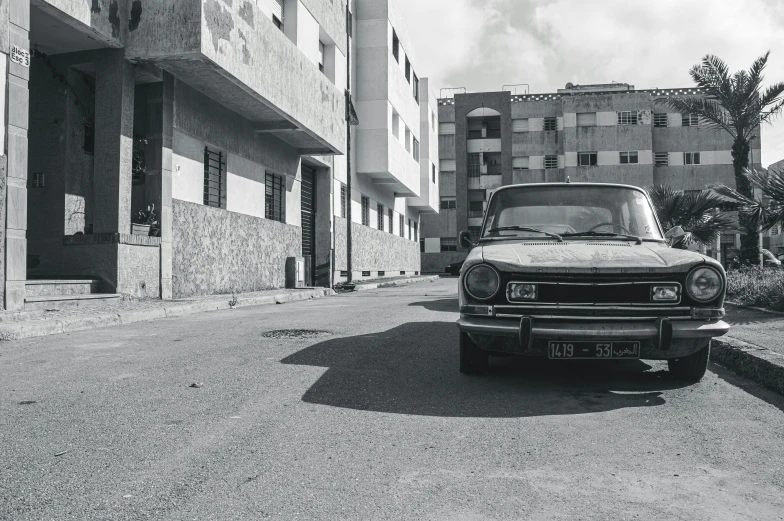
[389,208,394,234]
[265,172,285,222]
[203,147,227,209]
[578,152,597,167]
[440,238,457,252]
[392,30,400,62]
[340,184,347,218]
[413,73,419,103]
[468,153,481,178]
[378,271,386,277]
[377,203,384,231]
[413,138,419,162]
[405,57,411,83]
[83,123,95,155]
[400,215,405,238]
[361,196,370,226]
[440,198,456,210]
[362,271,371,277]
[273,15,283,30]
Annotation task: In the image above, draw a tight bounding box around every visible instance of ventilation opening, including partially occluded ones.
[340,271,349,277]
[362,271,371,277]
[400,271,406,276]
[378,271,385,277]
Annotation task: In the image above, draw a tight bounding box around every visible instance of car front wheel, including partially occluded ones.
[459,331,489,374]
[668,342,710,382]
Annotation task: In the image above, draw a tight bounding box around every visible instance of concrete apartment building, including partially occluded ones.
[0,0,436,312]
[422,83,763,271]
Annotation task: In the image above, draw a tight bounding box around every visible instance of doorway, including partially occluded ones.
[301,164,316,286]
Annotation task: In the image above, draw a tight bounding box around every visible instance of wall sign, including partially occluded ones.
[11,46,30,68]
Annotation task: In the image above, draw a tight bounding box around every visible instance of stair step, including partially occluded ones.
[25,280,99,297]
[24,293,122,312]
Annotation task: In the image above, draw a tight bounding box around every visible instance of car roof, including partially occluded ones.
[490,182,649,195]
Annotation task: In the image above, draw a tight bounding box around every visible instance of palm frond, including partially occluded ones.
[691,55,731,101]
[713,184,756,206]
[747,51,770,89]
[685,212,737,247]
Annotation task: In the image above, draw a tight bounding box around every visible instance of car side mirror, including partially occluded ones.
[665,226,687,247]
[459,230,474,249]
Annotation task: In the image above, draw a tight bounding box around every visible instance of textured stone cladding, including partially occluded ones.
[334,217,348,271]
[172,200,301,297]
[351,222,421,273]
[117,244,161,298]
[0,158,6,308]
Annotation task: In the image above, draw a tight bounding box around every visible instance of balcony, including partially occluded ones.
[356,130,421,197]
[126,0,345,155]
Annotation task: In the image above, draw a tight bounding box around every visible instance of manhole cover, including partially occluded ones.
[261,329,331,339]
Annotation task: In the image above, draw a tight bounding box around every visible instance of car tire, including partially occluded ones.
[459,331,489,374]
[668,342,710,382]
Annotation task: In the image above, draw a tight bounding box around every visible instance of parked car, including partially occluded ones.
[762,249,782,269]
[457,183,730,382]
[445,261,464,276]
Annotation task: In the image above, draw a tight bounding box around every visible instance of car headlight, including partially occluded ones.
[685,267,723,302]
[507,283,538,302]
[651,284,680,302]
[464,264,501,300]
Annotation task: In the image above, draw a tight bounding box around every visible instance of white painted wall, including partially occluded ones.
[296,1,320,67]
[467,139,502,153]
[172,130,205,205]
[226,151,266,218]
[669,152,684,166]
[528,118,543,132]
[596,112,618,126]
[700,150,733,165]
[564,152,577,168]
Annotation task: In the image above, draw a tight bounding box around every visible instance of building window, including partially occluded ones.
[377,203,384,231]
[413,138,419,162]
[405,57,411,83]
[413,73,419,103]
[468,153,481,178]
[432,163,436,183]
[468,226,482,239]
[576,112,596,127]
[399,215,405,238]
[653,113,668,127]
[654,153,669,166]
[771,226,780,236]
[389,208,394,234]
[346,5,353,36]
[361,196,370,226]
[578,152,597,167]
[512,119,529,132]
[420,239,425,252]
[543,117,558,131]
[440,198,456,210]
[83,123,95,154]
[469,201,484,218]
[544,155,559,169]
[340,184,347,218]
[617,111,639,125]
[265,172,285,222]
[392,30,399,62]
[440,238,457,252]
[405,126,411,152]
[408,219,412,240]
[682,113,699,127]
[203,146,227,209]
[685,152,701,165]
[620,151,639,164]
[414,222,418,241]
[318,41,325,73]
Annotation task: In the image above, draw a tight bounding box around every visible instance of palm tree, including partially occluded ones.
[715,165,784,235]
[658,52,784,263]
[648,185,736,249]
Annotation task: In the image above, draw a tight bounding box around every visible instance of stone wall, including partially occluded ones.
[172,199,301,297]
[117,243,161,298]
[334,217,421,273]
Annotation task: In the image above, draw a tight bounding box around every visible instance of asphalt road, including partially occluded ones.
[2,278,783,521]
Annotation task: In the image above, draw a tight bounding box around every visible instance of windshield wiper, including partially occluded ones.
[560,231,644,245]
[486,226,563,242]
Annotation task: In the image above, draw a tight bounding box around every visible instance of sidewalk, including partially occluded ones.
[0,287,334,341]
[712,304,784,396]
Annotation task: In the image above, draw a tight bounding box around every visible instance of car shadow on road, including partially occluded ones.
[281,321,690,418]
[408,298,459,313]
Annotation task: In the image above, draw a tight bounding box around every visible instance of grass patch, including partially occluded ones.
[726,268,784,311]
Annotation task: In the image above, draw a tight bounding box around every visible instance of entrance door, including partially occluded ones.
[301,165,316,286]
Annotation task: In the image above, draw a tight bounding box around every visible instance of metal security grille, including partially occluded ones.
[377,204,384,231]
[340,184,347,218]
[301,166,315,269]
[203,147,226,209]
[653,113,668,127]
[361,196,370,226]
[543,117,557,131]
[682,113,699,127]
[654,152,669,166]
[468,153,481,178]
[399,215,405,238]
[265,172,285,222]
[617,111,639,125]
[388,208,394,234]
[544,155,559,169]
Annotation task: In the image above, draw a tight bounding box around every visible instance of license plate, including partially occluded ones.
[548,341,640,359]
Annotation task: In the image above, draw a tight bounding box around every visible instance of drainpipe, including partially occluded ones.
[345,4,353,283]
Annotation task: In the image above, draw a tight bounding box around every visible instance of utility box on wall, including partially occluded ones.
[285,257,306,289]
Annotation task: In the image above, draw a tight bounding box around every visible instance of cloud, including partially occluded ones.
[395,0,784,165]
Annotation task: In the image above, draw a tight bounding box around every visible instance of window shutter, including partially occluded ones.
[512,157,529,169]
[270,0,284,20]
[439,122,455,135]
[512,119,529,132]
[576,112,596,127]
[440,159,456,171]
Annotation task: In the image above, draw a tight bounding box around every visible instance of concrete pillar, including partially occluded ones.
[93,49,135,234]
[4,0,31,310]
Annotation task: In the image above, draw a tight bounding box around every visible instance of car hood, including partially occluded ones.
[478,240,716,274]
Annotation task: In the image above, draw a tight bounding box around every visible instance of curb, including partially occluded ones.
[352,275,440,292]
[725,301,784,316]
[712,337,784,396]
[0,288,335,341]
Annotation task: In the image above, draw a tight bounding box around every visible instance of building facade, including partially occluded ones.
[422,83,763,271]
[0,0,437,311]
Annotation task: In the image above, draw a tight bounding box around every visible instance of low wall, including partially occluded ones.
[334,217,420,273]
[172,199,301,297]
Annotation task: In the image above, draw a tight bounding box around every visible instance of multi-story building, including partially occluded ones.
[422,83,762,271]
[0,0,436,312]
[326,0,438,283]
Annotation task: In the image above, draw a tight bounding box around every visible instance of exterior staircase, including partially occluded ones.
[24,280,121,312]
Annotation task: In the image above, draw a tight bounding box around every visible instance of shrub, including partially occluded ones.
[726,268,784,311]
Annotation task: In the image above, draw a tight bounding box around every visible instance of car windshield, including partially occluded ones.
[482,185,664,241]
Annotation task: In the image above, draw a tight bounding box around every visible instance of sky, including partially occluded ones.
[395,0,784,167]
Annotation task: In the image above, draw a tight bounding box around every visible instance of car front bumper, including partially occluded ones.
[456,315,730,359]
